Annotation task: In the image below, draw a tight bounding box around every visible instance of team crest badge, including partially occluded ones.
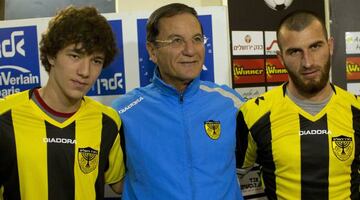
[204,120,221,140]
[78,147,98,174]
[332,135,353,161]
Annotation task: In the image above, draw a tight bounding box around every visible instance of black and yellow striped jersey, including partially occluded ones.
[236,84,360,200]
[0,89,125,199]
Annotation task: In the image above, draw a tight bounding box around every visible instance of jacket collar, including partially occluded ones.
[152,67,200,98]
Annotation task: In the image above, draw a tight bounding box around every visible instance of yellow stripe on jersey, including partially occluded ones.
[12,101,49,199]
[74,102,102,200]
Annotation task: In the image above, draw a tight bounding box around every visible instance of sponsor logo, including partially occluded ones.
[299,129,332,136]
[204,120,221,140]
[232,31,264,56]
[233,44,263,51]
[347,62,360,73]
[0,67,39,85]
[244,35,252,43]
[78,147,98,174]
[232,59,265,84]
[0,31,25,58]
[345,32,360,54]
[90,72,124,95]
[265,59,288,83]
[265,31,279,55]
[266,64,288,75]
[266,40,277,51]
[118,96,144,114]
[0,26,40,98]
[43,137,76,144]
[332,135,353,161]
[346,35,355,44]
[233,67,264,76]
[346,57,360,81]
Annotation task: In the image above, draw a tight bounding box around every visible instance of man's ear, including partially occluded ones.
[47,56,55,66]
[146,42,157,63]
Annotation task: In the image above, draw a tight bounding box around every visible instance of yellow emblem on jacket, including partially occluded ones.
[204,120,221,140]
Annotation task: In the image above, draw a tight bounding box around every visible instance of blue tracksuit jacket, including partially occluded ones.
[112,70,245,200]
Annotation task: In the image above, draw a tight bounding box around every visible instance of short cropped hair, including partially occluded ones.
[276,10,328,51]
[39,6,117,72]
[146,3,203,43]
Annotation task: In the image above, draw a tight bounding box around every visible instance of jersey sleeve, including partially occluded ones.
[236,109,258,172]
[104,129,125,184]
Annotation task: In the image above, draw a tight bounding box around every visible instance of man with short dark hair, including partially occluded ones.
[112,3,245,200]
[237,10,360,199]
[0,6,125,199]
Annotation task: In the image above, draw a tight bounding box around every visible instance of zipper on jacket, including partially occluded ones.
[180,93,195,199]
[179,93,184,103]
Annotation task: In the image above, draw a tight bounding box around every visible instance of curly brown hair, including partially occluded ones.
[39,6,117,72]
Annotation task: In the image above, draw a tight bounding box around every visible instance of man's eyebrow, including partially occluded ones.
[93,55,105,60]
[65,48,85,54]
[285,47,301,53]
[308,40,325,47]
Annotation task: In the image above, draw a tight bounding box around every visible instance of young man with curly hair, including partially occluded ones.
[0,6,125,199]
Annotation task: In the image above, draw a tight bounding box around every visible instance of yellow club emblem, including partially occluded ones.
[78,147,98,174]
[332,135,353,161]
[204,120,221,140]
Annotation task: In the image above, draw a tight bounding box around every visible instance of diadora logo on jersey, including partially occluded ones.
[78,147,98,174]
[0,26,40,98]
[88,20,126,96]
[204,120,221,140]
[118,96,144,114]
[43,137,76,144]
[332,135,353,161]
[299,129,332,136]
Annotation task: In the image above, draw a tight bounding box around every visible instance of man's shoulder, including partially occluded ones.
[240,85,283,118]
[333,84,360,107]
[200,81,233,92]
[82,96,120,124]
[0,90,30,114]
[199,81,245,108]
[111,87,148,115]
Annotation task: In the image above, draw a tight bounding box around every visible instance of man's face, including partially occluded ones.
[47,44,104,101]
[147,13,205,91]
[277,20,333,95]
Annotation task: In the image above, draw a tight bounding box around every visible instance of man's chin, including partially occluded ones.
[298,81,327,94]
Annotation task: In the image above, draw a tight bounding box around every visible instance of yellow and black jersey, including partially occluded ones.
[236,84,360,200]
[0,89,125,200]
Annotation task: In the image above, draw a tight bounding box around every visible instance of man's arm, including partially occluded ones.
[109,179,124,194]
